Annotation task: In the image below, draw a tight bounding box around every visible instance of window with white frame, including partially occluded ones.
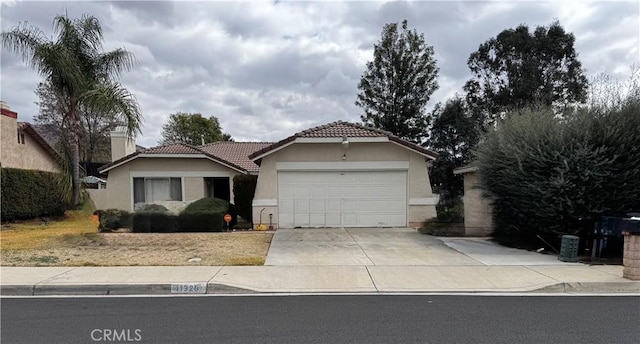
[133,177,182,203]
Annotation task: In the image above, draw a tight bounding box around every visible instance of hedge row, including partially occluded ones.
[1,168,71,221]
[97,198,235,233]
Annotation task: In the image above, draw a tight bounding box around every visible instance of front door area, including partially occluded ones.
[205,177,230,202]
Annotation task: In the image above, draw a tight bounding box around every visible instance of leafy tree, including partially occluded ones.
[464,20,588,129]
[2,14,142,206]
[356,19,439,143]
[427,97,479,219]
[34,81,121,166]
[161,112,231,145]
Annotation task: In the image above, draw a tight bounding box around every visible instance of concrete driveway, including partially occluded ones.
[265,227,482,266]
[265,228,578,267]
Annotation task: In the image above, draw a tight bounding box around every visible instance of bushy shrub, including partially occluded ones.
[1,168,71,221]
[131,203,177,233]
[136,204,169,213]
[183,197,229,213]
[182,197,236,230]
[476,95,640,248]
[95,209,132,232]
[127,198,236,232]
[132,212,179,233]
[233,175,258,222]
[179,212,224,232]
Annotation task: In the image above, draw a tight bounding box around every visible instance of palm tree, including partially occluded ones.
[2,14,142,206]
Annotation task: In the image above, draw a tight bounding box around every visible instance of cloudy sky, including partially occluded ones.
[1,0,638,148]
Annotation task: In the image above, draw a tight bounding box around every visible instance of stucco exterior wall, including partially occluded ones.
[252,141,436,228]
[87,189,108,210]
[0,115,60,173]
[407,153,437,227]
[462,171,493,236]
[0,114,18,168]
[105,157,241,211]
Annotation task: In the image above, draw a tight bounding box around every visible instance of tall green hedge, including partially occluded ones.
[476,97,640,246]
[1,168,71,221]
[233,174,257,222]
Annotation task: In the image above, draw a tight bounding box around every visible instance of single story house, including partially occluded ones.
[453,165,493,236]
[0,101,62,173]
[98,129,270,212]
[98,121,439,229]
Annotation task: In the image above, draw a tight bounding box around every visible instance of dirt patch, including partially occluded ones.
[1,232,273,266]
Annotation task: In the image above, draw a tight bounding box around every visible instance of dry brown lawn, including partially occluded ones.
[1,204,272,266]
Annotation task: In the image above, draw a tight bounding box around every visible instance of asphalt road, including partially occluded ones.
[1,295,638,344]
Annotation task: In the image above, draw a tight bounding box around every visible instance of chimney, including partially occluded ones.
[110,126,136,162]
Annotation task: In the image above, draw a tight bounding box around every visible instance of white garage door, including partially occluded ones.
[278,171,407,228]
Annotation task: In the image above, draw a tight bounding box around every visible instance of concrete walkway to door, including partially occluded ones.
[264,227,482,266]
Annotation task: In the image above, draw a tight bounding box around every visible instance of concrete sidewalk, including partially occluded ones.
[2,264,638,296]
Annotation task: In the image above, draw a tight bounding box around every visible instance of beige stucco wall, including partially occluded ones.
[252,141,436,228]
[104,157,241,211]
[0,115,60,173]
[110,130,137,162]
[462,171,494,236]
[407,152,437,227]
[87,189,108,211]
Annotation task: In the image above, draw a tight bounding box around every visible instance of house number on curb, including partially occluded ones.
[171,283,207,294]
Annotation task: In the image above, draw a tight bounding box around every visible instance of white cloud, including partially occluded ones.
[1,0,637,149]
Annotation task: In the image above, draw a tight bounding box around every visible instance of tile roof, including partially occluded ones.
[296,121,389,138]
[98,141,271,174]
[199,142,272,173]
[142,143,204,155]
[249,121,438,160]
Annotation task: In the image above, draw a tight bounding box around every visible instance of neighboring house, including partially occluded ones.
[30,123,147,179]
[99,121,440,229]
[98,127,270,211]
[0,101,61,173]
[249,121,439,228]
[453,165,493,236]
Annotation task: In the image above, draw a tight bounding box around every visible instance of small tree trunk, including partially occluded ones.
[71,136,81,207]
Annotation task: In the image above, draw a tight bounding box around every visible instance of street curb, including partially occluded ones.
[0,283,256,296]
[2,282,639,296]
[532,282,640,294]
[0,285,35,296]
[206,283,255,294]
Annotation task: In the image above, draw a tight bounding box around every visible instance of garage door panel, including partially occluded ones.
[326,213,341,226]
[294,213,309,226]
[327,186,342,197]
[278,171,406,228]
[279,214,294,227]
[309,213,325,227]
[310,187,326,198]
[342,199,359,211]
[342,213,357,226]
[310,199,325,212]
[280,186,295,198]
[294,199,309,212]
[280,199,294,213]
[295,187,311,198]
[327,199,341,212]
